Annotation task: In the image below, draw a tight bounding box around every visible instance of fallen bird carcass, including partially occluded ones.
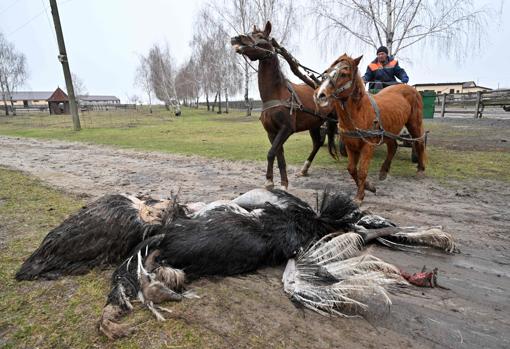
[15,193,184,280]
[15,188,457,339]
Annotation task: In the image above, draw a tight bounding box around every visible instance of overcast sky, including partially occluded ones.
[0,0,507,102]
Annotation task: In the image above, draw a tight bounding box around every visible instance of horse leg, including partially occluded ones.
[266,127,292,189]
[379,139,398,180]
[298,127,322,177]
[276,146,288,190]
[345,146,360,195]
[406,123,426,178]
[355,145,376,203]
[265,133,277,189]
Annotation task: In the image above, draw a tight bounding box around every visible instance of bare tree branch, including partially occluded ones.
[0,32,28,115]
[310,0,492,60]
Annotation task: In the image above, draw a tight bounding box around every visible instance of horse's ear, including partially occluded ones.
[253,25,258,32]
[353,55,363,66]
[263,21,272,37]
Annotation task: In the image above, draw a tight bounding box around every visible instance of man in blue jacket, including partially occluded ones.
[362,46,409,90]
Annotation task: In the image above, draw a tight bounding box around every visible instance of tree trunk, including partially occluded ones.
[225,87,229,114]
[196,96,199,108]
[9,98,16,116]
[212,92,218,112]
[5,80,15,116]
[244,61,251,116]
[217,88,222,114]
[148,92,152,114]
[385,0,394,55]
[206,93,210,111]
[0,78,9,116]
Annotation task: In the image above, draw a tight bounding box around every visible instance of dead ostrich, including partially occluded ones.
[98,189,456,339]
[14,188,455,340]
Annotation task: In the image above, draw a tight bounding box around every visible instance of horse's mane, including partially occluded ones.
[270,54,286,87]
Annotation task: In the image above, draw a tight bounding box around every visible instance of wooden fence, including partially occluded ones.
[438,89,510,118]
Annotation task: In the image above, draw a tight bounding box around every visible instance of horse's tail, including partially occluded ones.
[326,116,339,160]
[408,88,427,164]
[413,89,424,124]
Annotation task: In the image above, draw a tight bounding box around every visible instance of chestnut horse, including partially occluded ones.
[314,54,426,203]
[231,22,337,190]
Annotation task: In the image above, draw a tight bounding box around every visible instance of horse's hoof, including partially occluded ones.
[416,171,425,179]
[264,180,274,190]
[379,171,387,181]
[365,183,377,194]
[280,185,288,191]
[296,171,308,177]
[353,198,363,207]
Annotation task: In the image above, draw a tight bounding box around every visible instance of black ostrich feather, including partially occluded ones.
[16,194,178,280]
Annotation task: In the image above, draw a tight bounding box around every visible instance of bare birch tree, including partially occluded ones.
[192,36,214,110]
[191,10,242,113]
[147,43,179,113]
[311,0,491,58]
[204,0,298,115]
[0,33,28,116]
[134,55,154,113]
[207,25,243,113]
[71,72,87,104]
[175,58,201,107]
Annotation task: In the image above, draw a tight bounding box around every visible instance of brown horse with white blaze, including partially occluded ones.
[231,22,337,190]
[314,54,426,204]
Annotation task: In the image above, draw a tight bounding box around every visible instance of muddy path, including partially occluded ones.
[0,134,509,348]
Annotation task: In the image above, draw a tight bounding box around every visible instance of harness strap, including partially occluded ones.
[341,129,428,142]
[367,94,382,129]
[261,98,336,123]
[262,99,289,111]
[332,80,352,98]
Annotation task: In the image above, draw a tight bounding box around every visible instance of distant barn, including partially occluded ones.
[7,88,120,114]
[47,87,70,115]
[78,95,120,106]
[9,91,52,109]
[413,81,492,95]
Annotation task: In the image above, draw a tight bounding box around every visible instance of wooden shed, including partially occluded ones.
[47,87,70,115]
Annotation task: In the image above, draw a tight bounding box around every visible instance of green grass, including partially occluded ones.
[0,168,218,348]
[0,107,509,182]
[0,107,508,346]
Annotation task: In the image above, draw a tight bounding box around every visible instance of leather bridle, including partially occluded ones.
[323,61,358,100]
[236,35,276,61]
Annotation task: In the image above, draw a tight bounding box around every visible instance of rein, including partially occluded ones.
[239,44,276,73]
[238,40,323,80]
[237,40,334,123]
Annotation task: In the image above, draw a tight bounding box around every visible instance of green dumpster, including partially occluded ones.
[369,88,436,119]
[420,91,436,119]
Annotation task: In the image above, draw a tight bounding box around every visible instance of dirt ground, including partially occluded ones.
[0,117,509,348]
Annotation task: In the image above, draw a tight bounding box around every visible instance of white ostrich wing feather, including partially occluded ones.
[392,226,456,252]
[284,231,405,318]
[301,233,364,264]
[323,255,401,280]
